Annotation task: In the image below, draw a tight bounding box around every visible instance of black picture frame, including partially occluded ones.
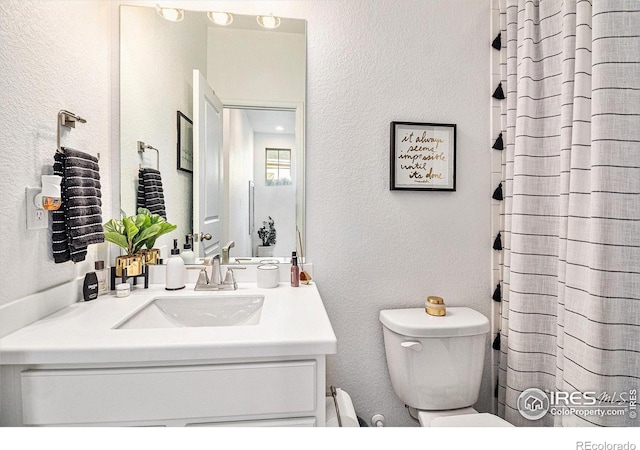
[177,111,193,173]
[390,121,457,191]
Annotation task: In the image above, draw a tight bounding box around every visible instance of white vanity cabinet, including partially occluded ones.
[0,284,337,427]
[1,356,327,426]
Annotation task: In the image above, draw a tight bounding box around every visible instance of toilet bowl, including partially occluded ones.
[379,307,512,427]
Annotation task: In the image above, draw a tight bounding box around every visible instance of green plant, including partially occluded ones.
[103,208,177,256]
[257,216,277,246]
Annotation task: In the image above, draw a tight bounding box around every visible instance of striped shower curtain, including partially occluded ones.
[497,0,640,426]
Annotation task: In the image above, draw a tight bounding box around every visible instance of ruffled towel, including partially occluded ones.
[137,168,167,218]
[52,147,104,263]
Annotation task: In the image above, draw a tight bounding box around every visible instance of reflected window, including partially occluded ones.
[265,148,291,186]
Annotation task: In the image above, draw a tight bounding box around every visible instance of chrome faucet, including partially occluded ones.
[221,241,235,264]
[193,255,237,291]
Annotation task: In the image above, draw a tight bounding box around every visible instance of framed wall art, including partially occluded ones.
[177,111,193,173]
[390,121,456,191]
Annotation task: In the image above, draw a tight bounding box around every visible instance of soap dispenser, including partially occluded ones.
[166,238,185,290]
[181,234,195,264]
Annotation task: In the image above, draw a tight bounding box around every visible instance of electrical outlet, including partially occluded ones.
[26,188,49,230]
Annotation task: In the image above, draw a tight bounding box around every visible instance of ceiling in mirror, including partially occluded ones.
[244,110,296,134]
[119,6,306,261]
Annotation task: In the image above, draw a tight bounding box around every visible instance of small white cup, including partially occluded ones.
[116,283,131,298]
[257,264,279,288]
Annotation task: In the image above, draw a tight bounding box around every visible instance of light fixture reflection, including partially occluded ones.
[275,126,284,131]
[208,11,233,26]
[257,14,281,29]
[156,5,184,22]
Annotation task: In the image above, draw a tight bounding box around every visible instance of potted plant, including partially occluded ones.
[103,208,177,276]
[257,216,277,257]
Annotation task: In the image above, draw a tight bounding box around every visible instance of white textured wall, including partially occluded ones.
[0,0,111,306]
[305,1,491,426]
[120,6,209,256]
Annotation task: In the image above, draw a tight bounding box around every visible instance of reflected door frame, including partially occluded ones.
[220,99,305,260]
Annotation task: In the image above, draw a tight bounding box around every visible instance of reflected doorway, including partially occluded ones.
[223,108,297,258]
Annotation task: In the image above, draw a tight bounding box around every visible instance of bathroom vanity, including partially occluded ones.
[0,282,336,426]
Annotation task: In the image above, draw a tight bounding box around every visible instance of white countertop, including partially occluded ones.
[0,282,337,365]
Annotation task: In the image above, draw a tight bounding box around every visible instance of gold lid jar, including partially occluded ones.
[425,296,446,316]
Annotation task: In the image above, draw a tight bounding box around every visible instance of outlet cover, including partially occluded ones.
[26,188,49,230]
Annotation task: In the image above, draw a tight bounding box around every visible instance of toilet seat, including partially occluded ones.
[429,412,513,427]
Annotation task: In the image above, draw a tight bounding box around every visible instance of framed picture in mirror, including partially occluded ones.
[177,111,193,173]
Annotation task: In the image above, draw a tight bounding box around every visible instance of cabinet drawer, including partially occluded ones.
[21,361,317,425]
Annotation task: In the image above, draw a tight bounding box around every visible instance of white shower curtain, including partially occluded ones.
[497,0,640,426]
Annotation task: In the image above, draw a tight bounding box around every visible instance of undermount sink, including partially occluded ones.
[115,295,265,329]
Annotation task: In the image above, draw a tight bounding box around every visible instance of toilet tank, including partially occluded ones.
[379,307,490,410]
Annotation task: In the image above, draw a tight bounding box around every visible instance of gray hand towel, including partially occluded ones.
[137,168,167,218]
[52,147,105,263]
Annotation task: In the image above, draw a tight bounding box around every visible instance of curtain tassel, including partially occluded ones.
[492,283,502,302]
[492,32,501,50]
[492,132,504,150]
[492,333,501,350]
[492,182,503,201]
[492,82,505,100]
[493,232,503,250]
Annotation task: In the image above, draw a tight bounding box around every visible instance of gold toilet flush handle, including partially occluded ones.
[426,295,446,316]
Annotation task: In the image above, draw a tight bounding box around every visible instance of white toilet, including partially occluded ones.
[379,307,513,427]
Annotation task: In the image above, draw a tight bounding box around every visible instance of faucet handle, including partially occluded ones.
[186,266,210,285]
[197,268,210,285]
[223,268,238,289]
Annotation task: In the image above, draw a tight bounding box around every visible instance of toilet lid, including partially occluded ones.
[379,307,490,337]
[431,413,513,427]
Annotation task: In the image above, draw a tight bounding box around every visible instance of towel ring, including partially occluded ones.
[138,140,160,170]
[56,109,99,160]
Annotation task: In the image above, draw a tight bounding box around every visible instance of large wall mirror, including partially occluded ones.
[120,5,306,261]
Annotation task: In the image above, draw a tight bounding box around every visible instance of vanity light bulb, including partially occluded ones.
[208,11,233,26]
[156,6,184,22]
[257,14,281,29]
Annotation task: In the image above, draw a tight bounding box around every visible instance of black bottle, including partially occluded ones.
[83,271,99,301]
